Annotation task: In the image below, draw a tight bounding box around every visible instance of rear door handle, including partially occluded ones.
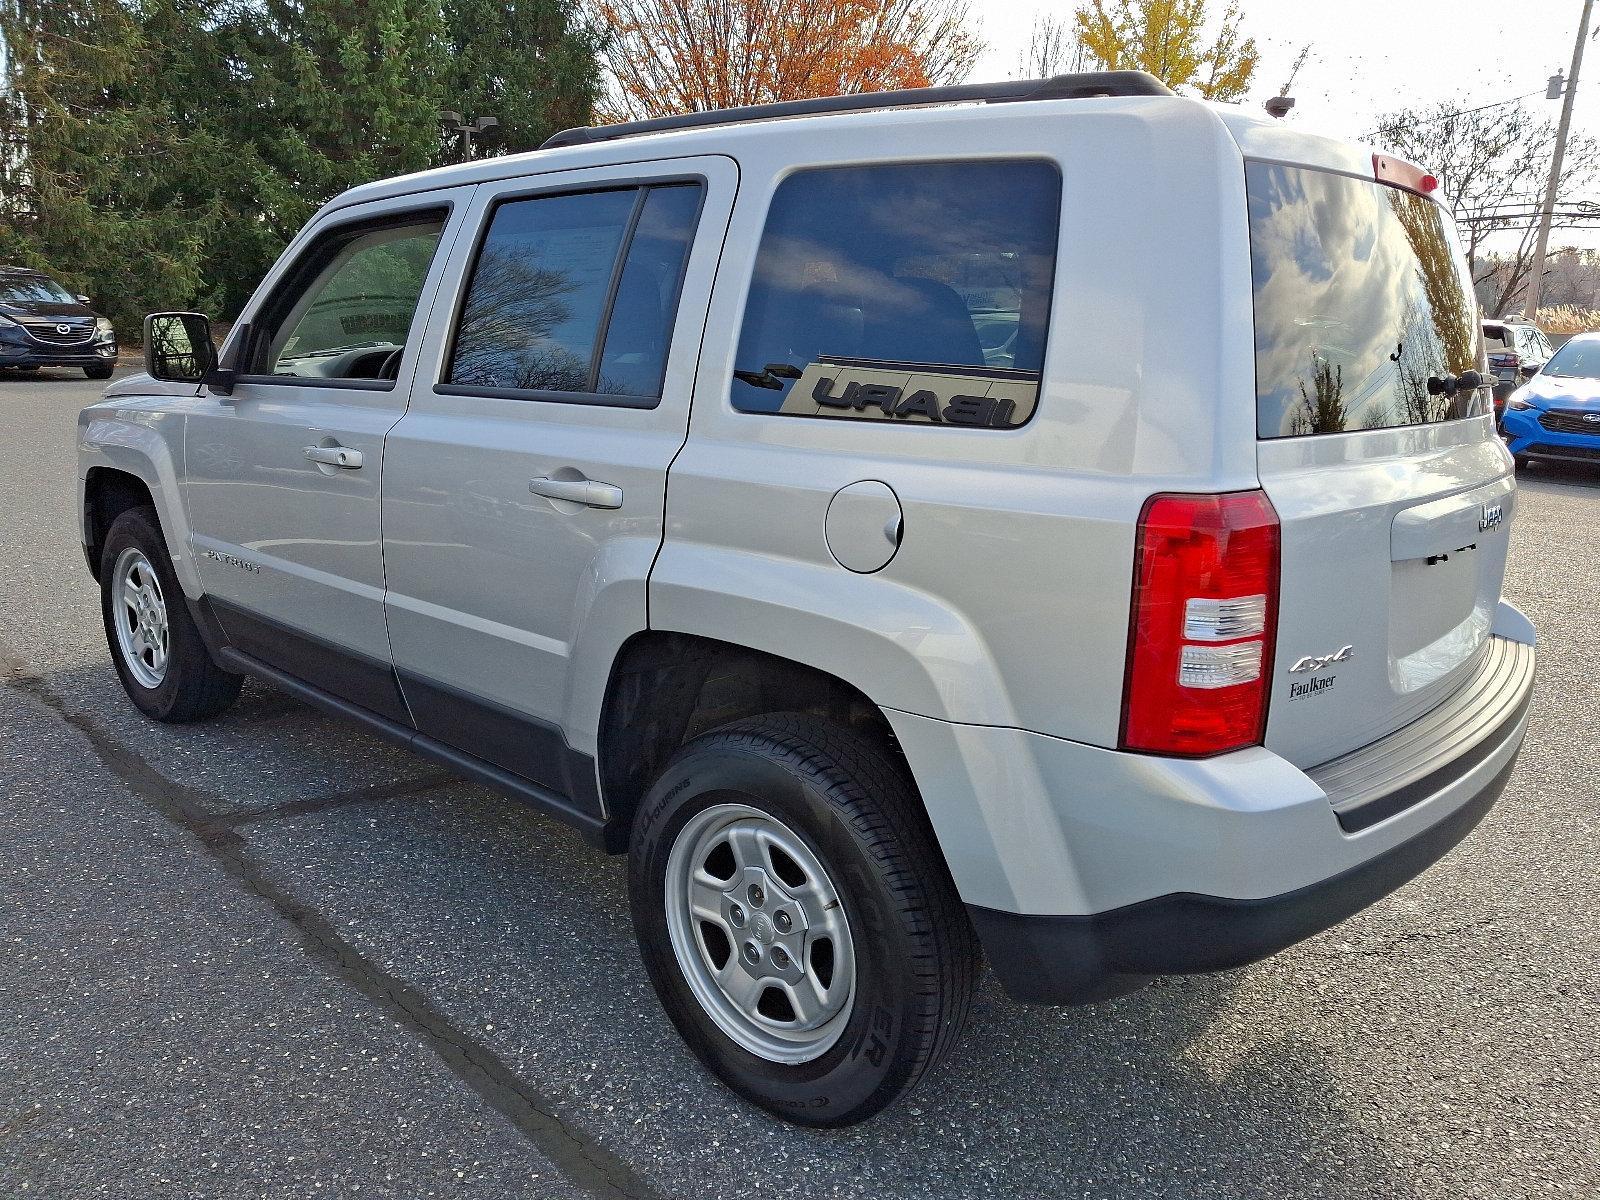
[529,476,624,509]
[304,445,363,469]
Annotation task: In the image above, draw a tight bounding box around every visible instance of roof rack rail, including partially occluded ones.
[542,71,1173,150]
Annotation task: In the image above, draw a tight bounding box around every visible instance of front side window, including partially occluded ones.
[445,182,702,402]
[1248,162,1487,437]
[732,160,1061,428]
[258,216,445,382]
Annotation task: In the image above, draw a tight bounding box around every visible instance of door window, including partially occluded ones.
[730,160,1061,428]
[443,182,703,405]
[253,213,446,384]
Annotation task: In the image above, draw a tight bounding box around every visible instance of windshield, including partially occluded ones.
[1540,339,1600,380]
[1248,162,1487,437]
[0,274,77,304]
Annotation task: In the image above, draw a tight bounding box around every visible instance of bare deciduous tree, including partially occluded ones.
[1014,13,1086,79]
[589,0,984,120]
[1372,100,1600,315]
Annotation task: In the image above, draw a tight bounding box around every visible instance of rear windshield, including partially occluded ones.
[1248,162,1486,438]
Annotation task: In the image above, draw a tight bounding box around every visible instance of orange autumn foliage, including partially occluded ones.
[590,0,983,120]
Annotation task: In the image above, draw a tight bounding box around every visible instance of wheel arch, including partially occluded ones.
[596,631,908,853]
[78,408,200,597]
[82,467,158,581]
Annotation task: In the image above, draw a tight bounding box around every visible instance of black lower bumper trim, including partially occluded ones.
[1521,444,1600,465]
[1,355,114,369]
[970,752,1519,1005]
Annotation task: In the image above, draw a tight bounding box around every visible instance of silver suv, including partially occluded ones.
[78,72,1536,1126]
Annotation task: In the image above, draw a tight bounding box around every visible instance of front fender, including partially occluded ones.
[648,544,1013,725]
[78,400,199,598]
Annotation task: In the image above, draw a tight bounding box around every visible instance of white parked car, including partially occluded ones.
[78,71,1536,1126]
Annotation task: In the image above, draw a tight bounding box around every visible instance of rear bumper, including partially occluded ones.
[969,752,1516,1003]
[889,619,1535,1005]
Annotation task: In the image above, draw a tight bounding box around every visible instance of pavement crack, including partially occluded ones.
[1321,915,1510,959]
[215,771,457,829]
[1,654,668,1200]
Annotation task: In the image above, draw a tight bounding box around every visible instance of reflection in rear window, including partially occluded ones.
[1248,162,1486,438]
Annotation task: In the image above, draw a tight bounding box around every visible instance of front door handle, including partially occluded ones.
[529,476,624,509]
[304,445,363,469]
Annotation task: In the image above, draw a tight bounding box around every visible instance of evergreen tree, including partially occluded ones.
[0,0,210,332]
[437,0,601,159]
[0,0,601,335]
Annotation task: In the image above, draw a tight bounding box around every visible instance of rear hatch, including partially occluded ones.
[1245,160,1513,769]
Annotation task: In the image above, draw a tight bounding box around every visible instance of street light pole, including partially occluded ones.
[438,111,500,162]
[1524,0,1595,317]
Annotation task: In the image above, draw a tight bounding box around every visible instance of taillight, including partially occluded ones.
[1120,491,1280,757]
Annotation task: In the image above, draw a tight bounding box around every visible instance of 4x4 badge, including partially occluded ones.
[1288,645,1353,673]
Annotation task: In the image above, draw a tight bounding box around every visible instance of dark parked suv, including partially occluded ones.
[0,267,117,378]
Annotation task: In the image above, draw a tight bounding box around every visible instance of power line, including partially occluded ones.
[1420,90,1542,124]
[1369,88,1542,138]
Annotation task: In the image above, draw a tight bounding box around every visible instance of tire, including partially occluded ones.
[100,505,242,722]
[629,713,979,1127]
[85,363,114,380]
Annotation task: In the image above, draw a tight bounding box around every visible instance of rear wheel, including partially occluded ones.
[100,506,242,722]
[629,714,978,1126]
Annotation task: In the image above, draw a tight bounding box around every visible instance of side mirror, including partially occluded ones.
[74,294,91,304]
[143,312,217,384]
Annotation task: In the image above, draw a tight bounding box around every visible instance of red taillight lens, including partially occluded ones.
[1120,490,1280,757]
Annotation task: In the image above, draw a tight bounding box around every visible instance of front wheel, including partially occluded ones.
[629,714,978,1126]
[100,506,242,722]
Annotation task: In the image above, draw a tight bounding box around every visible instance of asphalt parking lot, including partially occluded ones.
[1,368,1597,1200]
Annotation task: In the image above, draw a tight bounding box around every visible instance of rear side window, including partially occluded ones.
[445,182,702,404]
[1248,162,1487,437]
[731,160,1061,428]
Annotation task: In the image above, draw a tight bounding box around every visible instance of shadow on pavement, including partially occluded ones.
[12,652,1419,1200]
[1514,458,1600,492]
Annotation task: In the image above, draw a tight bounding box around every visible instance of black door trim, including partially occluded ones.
[209,598,412,725]
[396,668,604,820]
[212,643,608,848]
[196,596,607,843]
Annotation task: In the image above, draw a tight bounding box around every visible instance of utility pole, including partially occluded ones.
[1525,0,1594,317]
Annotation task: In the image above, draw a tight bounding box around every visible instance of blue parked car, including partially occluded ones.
[1501,332,1600,468]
